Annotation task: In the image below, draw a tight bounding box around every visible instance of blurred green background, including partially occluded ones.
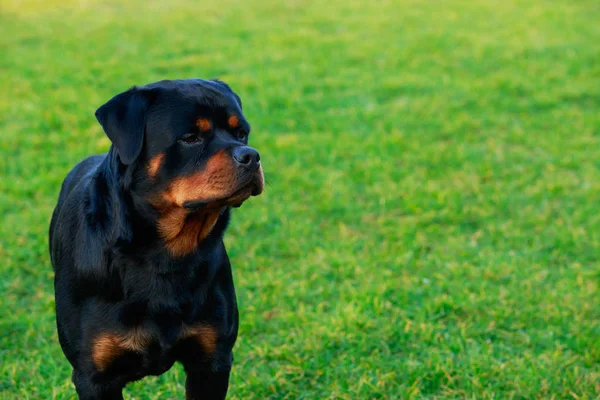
[1,0,599,398]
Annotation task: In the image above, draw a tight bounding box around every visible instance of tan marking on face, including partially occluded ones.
[163,151,238,206]
[149,151,237,257]
[148,150,264,256]
[91,330,151,371]
[147,153,164,178]
[224,164,265,205]
[180,324,218,355]
[195,118,211,132]
[227,115,239,129]
[255,164,265,195]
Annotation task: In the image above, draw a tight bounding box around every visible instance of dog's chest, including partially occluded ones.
[89,257,222,373]
[91,301,217,374]
[118,252,216,300]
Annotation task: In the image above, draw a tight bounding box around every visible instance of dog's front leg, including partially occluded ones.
[183,362,231,400]
[72,370,125,400]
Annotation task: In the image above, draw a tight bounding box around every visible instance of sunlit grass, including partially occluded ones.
[1,0,599,398]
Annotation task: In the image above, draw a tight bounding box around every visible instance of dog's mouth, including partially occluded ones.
[182,170,264,211]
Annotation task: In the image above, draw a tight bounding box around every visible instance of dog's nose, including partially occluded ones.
[233,146,260,169]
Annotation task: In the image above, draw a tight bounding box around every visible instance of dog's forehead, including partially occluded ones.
[146,79,241,111]
[144,80,247,145]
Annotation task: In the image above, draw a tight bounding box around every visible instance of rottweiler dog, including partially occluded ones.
[49,79,263,399]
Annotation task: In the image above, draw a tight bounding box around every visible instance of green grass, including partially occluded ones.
[1,0,600,398]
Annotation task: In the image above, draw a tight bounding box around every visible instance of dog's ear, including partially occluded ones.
[95,87,155,165]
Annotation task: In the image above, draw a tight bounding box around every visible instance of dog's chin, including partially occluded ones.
[224,170,265,208]
[227,180,263,208]
[182,179,263,211]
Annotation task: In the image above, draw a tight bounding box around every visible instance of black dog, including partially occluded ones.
[49,79,263,399]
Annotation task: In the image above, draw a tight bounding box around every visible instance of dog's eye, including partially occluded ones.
[180,134,202,144]
[237,131,248,141]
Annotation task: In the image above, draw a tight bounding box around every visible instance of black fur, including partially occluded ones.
[49,79,262,399]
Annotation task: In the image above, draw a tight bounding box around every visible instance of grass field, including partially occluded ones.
[1,0,600,398]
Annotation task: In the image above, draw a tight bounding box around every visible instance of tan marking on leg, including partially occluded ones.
[180,324,218,355]
[92,334,124,372]
[91,330,151,371]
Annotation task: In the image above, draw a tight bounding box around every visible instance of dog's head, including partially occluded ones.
[96,79,263,208]
[95,79,264,255]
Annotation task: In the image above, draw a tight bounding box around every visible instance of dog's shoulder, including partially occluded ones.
[51,154,106,226]
[62,155,106,200]
[50,154,112,273]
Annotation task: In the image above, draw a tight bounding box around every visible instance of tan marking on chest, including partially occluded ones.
[157,207,224,257]
[91,329,152,371]
[180,324,218,355]
[147,153,164,178]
